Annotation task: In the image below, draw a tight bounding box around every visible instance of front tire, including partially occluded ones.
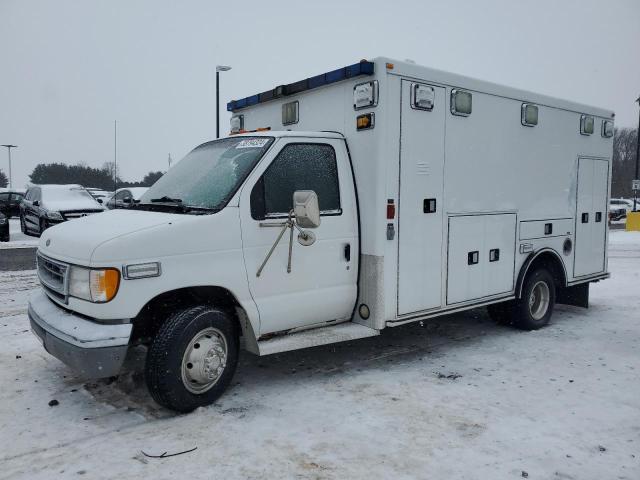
[145,305,239,413]
[512,268,556,330]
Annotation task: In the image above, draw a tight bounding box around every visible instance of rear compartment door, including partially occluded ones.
[574,157,608,277]
[397,80,446,315]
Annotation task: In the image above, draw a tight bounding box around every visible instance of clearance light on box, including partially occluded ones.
[356,113,375,131]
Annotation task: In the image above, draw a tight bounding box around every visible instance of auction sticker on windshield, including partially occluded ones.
[236,139,270,149]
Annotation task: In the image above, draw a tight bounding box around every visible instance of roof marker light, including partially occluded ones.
[227,60,375,112]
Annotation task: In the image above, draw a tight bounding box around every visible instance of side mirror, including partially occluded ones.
[97,198,103,204]
[293,190,320,228]
[123,198,132,204]
[33,200,40,207]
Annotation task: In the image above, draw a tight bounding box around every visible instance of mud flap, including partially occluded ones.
[557,283,589,308]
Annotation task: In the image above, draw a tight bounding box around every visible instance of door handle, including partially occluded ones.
[344,243,351,262]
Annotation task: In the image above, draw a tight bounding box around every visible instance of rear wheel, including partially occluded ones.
[145,305,239,412]
[512,268,556,330]
[20,215,27,234]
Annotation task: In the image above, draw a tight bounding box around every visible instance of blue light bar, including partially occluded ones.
[227,60,375,112]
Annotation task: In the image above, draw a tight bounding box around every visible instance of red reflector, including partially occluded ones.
[387,203,395,219]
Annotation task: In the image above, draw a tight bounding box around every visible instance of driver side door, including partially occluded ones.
[239,139,358,335]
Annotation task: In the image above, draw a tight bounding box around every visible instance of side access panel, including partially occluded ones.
[397,80,446,315]
[446,215,485,304]
[574,158,608,277]
[483,214,517,297]
[447,214,516,305]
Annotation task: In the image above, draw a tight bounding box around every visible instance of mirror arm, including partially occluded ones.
[291,221,313,243]
[287,218,294,274]
[256,220,291,277]
[256,210,314,277]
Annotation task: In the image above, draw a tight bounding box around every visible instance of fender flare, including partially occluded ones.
[515,248,568,298]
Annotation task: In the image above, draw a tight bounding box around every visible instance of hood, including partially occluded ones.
[44,198,104,212]
[38,209,189,263]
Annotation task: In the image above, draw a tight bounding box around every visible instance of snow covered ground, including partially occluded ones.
[0,232,638,479]
[0,218,39,249]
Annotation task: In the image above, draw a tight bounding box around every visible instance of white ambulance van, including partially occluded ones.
[29,58,614,411]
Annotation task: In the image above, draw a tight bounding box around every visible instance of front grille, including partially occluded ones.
[61,210,102,220]
[37,253,69,301]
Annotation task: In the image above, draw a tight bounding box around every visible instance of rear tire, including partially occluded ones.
[512,268,556,330]
[39,218,48,236]
[145,305,239,413]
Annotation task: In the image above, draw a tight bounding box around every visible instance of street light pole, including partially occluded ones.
[1,144,17,189]
[634,96,640,212]
[216,65,232,138]
[114,120,118,193]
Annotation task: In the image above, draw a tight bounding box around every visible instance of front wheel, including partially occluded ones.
[512,268,556,330]
[145,305,239,412]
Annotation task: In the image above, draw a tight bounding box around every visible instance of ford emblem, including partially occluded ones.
[46,239,51,246]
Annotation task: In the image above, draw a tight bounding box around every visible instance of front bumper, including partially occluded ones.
[28,290,132,378]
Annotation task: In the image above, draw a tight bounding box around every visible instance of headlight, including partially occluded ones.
[68,266,120,303]
[47,211,64,220]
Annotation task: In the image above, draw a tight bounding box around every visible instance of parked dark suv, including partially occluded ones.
[0,190,25,218]
[20,184,105,236]
[0,212,8,242]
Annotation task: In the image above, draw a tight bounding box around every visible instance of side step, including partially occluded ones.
[256,322,380,356]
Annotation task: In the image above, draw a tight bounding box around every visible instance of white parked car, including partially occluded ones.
[106,187,148,209]
[85,188,113,205]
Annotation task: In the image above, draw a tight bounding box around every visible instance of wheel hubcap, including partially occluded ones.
[181,327,228,394]
[529,281,550,321]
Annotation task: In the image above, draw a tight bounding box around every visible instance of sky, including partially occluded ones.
[1,0,639,188]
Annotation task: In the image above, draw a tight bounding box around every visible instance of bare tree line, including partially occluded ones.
[612,127,638,199]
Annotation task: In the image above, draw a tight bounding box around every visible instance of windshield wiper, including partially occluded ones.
[133,199,220,215]
[184,205,220,214]
[150,196,183,203]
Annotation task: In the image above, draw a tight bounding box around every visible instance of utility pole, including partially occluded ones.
[1,144,17,189]
[216,65,232,138]
[114,120,118,193]
[634,96,640,212]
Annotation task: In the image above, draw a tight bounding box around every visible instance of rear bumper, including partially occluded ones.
[28,290,132,378]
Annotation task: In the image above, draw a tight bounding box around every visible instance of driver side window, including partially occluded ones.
[250,143,341,220]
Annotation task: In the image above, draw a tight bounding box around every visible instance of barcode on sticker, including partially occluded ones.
[236,139,269,149]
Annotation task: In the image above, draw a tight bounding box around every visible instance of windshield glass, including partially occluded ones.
[140,137,274,210]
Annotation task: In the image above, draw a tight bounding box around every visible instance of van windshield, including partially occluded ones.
[139,137,274,211]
